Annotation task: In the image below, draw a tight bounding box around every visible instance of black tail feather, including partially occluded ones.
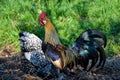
[96,46,106,68]
[81,57,89,70]
[88,58,98,71]
[76,29,107,48]
[72,29,107,71]
[87,46,99,71]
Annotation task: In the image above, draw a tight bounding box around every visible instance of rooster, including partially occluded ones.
[38,12,107,71]
[19,31,59,78]
[39,12,77,71]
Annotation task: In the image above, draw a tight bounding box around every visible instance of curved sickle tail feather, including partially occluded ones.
[96,46,106,69]
[78,29,107,48]
[72,29,107,71]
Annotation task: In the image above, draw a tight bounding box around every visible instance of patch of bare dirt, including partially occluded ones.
[0,46,120,80]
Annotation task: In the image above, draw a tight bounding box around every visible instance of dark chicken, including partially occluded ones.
[39,12,107,71]
[19,31,59,78]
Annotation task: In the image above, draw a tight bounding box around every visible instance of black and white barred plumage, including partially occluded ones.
[19,31,59,77]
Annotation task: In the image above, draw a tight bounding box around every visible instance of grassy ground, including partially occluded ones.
[0,0,120,56]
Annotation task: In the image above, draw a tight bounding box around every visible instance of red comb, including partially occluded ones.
[39,12,47,19]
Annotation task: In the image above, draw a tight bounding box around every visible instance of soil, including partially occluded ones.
[0,46,120,80]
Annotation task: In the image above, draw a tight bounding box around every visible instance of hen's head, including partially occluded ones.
[39,12,47,26]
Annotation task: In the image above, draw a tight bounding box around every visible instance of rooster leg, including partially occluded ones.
[61,67,74,76]
[62,63,77,76]
[69,59,78,72]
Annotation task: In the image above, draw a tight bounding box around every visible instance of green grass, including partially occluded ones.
[0,0,120,56]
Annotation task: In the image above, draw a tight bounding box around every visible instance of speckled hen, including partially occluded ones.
[19,31,59,78]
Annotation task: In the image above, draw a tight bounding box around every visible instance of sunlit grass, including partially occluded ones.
[0,0,120,56]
